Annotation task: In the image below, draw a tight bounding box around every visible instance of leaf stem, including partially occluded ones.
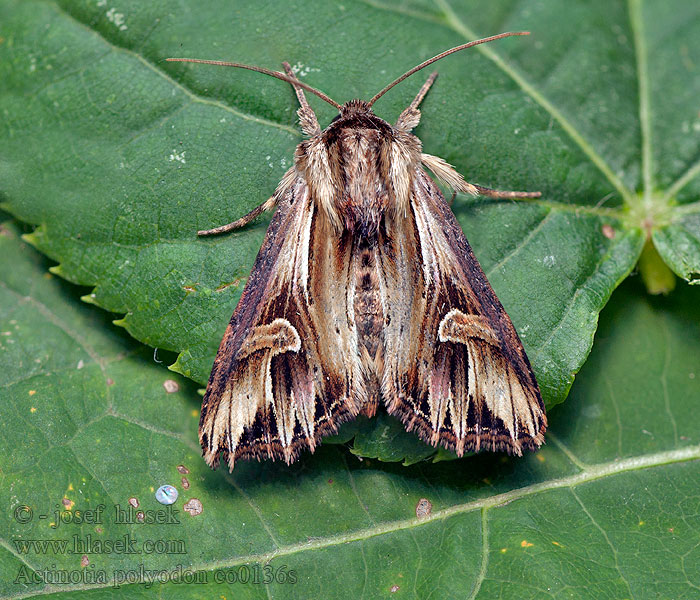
[639,238,676,295]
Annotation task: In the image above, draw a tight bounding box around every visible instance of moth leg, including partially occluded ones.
[421,153,541,199]
[198,166,298,236]
[282,61,321,136]
[197,196,277,236]
[395,71,438,131]
[408,71,439,111]
[421,153,478,195]
[471,184,541,199]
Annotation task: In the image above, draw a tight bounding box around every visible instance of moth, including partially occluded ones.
[168,31,547,470]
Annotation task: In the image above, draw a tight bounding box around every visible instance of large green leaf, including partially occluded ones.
[1,1,698,456]
[2,220,700,598]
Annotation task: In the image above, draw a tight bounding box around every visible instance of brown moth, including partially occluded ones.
[167,31,546,470]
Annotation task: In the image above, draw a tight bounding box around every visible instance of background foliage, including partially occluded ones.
[1,0,699,597]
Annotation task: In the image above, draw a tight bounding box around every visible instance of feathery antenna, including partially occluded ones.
[368,31,530,106]
[165,57,341,109]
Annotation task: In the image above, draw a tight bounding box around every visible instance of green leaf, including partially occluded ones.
[654,210,700,284]
[350,413,439,466]
[1,1,698,458]
[3,220,700,598]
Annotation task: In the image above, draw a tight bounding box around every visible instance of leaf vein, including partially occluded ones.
[378,0,637,205]
[485,210,553,279]
[467,508,489,600]
[629,0,653,199]
[7,445,700,598]
[571,488,634,597]
[50,1,301,137]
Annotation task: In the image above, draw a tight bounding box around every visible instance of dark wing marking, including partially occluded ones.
[380,169,546,456]
[200,178,363,469]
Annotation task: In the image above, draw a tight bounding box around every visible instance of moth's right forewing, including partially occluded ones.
[381,170,546,457]
[200,179,361,469]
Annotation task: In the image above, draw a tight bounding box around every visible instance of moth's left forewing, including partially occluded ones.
[381,169,546,457]
[199,178,362,470]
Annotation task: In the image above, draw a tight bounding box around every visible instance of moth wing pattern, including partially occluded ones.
[199,177,363,469]
[187,31,548,468]
[381,169,546,456]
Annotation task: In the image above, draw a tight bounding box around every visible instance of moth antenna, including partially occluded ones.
[368,31,530,106]
[165,58,342,109]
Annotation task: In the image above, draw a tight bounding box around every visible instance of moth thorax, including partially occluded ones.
[337,127,393,234]
[295,116,420,234]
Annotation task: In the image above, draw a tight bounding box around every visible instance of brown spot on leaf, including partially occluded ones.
[415,498,432,519]
[177,464,190,474]
[183,285,197,293]
[602,224,615,239]
[106,378,114,386]
[62,498,72,508]
[215,278,242,292]
[163,380,179,393]
[521,540,534,548]
[181,477,190,490]
[183,498,203,516]
[390,585,400,593]
[128,497,139,509]
[81,555,89,567]
[136,511,145,522]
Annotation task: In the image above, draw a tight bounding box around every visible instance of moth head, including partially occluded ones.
[324,99,379,129]
[325,99,390,133]
[338,99,373,116]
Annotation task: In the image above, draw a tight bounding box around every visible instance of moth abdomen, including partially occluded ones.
[352,237,384,415]
[353,241,383,357]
